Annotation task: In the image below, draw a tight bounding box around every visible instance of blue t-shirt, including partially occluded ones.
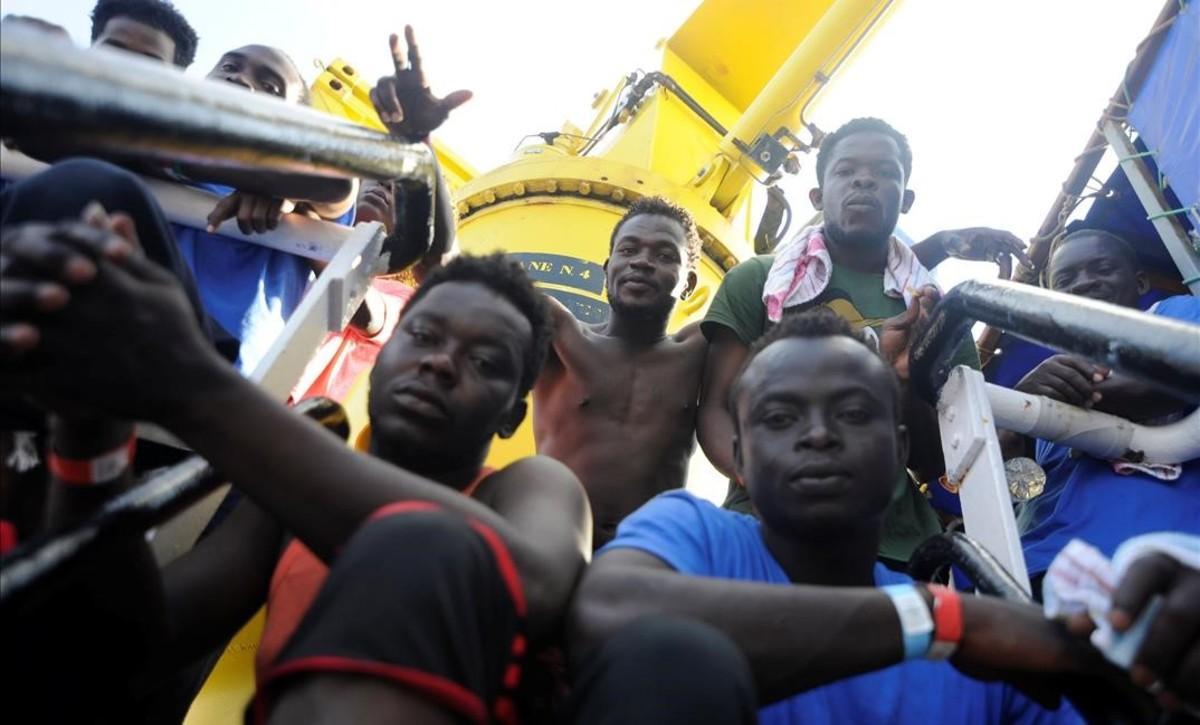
[602,491,1081,725]
[173,183,354,372]
[1020,295,1200,576]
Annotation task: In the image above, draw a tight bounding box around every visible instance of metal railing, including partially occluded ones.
[911,279,1200,406]
[909,279,1200,590]
[0,25,437,271]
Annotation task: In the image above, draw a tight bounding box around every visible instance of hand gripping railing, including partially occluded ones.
[909,279,1200,592]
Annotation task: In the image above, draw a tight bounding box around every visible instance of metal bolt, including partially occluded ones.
[513,182,526,197]
[579,181,592,196]
[546,180,558,193]
[483,191,496,204]
[611,188,625,202]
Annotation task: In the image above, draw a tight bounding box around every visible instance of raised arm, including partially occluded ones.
[541,294,591,370]
[911,227,1032,279]
[697,326,748,479]
[572,548,1089,704]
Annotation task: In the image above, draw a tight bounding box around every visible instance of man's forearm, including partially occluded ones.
[164,362,578,629]
[573,564,905,703]
[911,233,949,270]
[179,165,356,208]
[574,563,1086,705]
[1094,373,1189,422]
[698,405,738,479]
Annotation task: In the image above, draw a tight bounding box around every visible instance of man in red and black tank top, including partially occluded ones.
[6,229,762,723]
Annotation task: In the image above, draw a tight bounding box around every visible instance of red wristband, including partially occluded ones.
[926,584,963,659]
[47,436,137,486]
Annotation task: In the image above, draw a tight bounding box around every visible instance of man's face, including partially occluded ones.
[367,281,531,471]
[1048,234,1144,308]
[93,17,175,64]
[355,180,394,234]
[811,132,913,250]
[206,45,303,102]
[605,214,695,319]
[734,337,906,537]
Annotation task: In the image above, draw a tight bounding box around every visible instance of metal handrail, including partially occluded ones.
[0,25,435,270]
[910,279,1200,404]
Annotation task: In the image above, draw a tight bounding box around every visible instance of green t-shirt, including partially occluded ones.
[703,254,981,563]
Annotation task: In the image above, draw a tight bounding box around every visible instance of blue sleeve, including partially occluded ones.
[193,182,356,226]
[598,491,717,576]
[331,204,355,226]
[1149,295,1200,324]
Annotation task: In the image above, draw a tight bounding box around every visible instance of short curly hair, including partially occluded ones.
[728,307,900,418]
[90,0,198,68]
[815,117,912,188]
[609,196,701,266]
[403,254,551,398]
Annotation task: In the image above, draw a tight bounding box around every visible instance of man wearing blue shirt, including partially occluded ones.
[571,308,1089,724]
[1012,229,1200,587]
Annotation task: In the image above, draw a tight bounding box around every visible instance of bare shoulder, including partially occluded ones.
[671,321,705,344]
[545,294,579,332]
[487,455,587,502]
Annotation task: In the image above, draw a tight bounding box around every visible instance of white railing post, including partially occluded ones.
[937,366,1031,594]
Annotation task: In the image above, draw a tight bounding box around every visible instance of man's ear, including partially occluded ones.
[900,189,915,214]
[894,423,910,471]
[809,186,824,211]
[1135,270,1149,296]
[497,400,528,439]
[681,269,699,300]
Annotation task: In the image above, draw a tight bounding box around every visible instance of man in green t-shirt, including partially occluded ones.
[698,117,1029,566]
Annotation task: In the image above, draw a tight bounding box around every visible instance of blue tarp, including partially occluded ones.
[1128,1,1200,229]
[986,3,1198,386]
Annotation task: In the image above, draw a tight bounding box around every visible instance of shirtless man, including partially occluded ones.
[534,197,704,548]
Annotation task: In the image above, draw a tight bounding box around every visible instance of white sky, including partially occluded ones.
[4,0,1161,288]
[1,0,1167,501]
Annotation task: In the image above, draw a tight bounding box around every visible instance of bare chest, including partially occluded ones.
[550,338,704,422]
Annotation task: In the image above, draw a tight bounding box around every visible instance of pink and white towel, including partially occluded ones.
[762,225,938,323]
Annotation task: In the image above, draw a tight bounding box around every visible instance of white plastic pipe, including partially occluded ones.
[987,383,1200,464]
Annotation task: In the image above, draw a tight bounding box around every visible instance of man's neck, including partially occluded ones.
[760,520,881,587]
[601,308,670,345]
[825,228,890,275]
[371,441,484,493]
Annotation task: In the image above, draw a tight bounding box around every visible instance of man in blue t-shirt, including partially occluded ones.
[1012,229,1200,586]
[571,309,1094,724]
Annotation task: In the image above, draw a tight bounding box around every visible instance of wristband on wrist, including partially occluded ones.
[47,435,137,486]
[882,584,934,660]
[926,584,963,659]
